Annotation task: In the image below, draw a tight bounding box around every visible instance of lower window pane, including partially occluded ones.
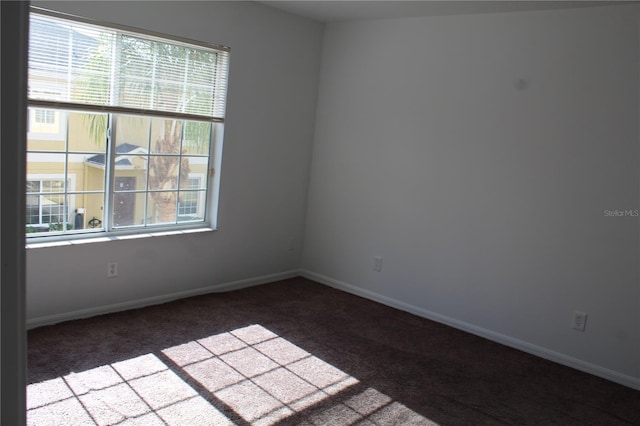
[26,108,213,238]
[112,191,145,228]
[42,194,65,224]
[27,153,66,177]
[26,195,40,225]
[25,194,69,234]
[148,155,183,191]
[147,192,177,225]
[177,190,204,222]
[73,193,105,231]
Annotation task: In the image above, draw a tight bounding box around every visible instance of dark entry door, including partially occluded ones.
[113,177,136,226]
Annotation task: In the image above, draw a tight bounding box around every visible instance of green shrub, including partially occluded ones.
[48,222,73,232]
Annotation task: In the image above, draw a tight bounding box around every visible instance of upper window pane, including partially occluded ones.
[28,14,115,105]
[29,12,229,119]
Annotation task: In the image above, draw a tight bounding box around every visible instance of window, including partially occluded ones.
[177,176,205,219]
[28,105,66,140]
[34,109,55,124]
[27,9,229,239]
[26,176,73,232]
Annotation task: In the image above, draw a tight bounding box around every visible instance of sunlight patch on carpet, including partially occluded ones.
[27,324,436,425]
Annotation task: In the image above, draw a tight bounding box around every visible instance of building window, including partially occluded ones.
[25,175,77,234]
[178,176,205,220]
[27,179,67,226]
[27,9,229,239]
[28,105,66,140]
[34,109,55,124]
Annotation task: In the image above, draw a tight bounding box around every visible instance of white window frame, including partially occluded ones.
[26,8,229,242]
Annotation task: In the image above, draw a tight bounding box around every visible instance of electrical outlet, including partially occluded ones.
[373,256,383,272]
[572,311,587,332]
[107,262,118,278]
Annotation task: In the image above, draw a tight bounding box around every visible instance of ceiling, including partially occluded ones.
[259,1,633,23]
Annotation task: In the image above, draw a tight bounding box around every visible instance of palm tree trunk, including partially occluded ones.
[149,120,190,223]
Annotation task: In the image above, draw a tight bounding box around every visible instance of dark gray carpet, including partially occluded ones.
[28,277,640,425]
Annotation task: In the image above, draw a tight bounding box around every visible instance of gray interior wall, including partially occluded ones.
[26,1,323,321]
[302,4,640,385]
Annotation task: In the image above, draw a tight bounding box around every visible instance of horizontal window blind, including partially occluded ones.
[28,11,229,120]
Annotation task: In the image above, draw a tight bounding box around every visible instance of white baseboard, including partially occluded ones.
[27,270,301,330]
[300,270,640,391]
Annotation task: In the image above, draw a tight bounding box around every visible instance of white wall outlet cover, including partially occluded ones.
[373,256,383,272]
[572,311,588,332]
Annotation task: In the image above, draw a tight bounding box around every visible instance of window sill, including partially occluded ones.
[26,227,214,249]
